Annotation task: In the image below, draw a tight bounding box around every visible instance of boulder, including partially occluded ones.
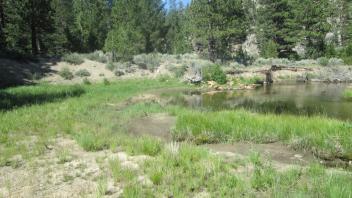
[114,69,125,77]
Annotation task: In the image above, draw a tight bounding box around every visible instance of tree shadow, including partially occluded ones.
[0,85,85,111]
[0,57,58,89]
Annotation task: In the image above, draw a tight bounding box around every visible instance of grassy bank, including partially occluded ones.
[111,142,352,197]
[174,110,352,161]
[1,79,351,197]
[344,89,352,100]
[0,78,188,165]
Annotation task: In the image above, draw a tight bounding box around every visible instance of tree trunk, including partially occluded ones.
[0,0,4,31]
[207,0,216,62]
[208,37,216,62]
[31,21,38,55]
[30,0,38,55]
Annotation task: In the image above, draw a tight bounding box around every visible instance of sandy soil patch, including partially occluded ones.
[0,137,151,198]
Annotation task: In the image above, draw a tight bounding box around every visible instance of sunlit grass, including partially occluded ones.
[140,144,352,197]
[174,110,352,160]
[343,89,352,100]
[0,78,188,164]
[1,78,351,196]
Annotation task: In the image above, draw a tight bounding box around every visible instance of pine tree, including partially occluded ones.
[340,0,352,46]
[0,0,5,52]
[165,0,192,54]
[105,0,143,60]
[3,0,31,55]
[257,0,299,59]
[137,0,167,53]
[49,0,70,54]
[243,0,258,32]
[293,0,332,59]
[189,0,248,62]
[2,0,68,56]
[105,0,166,59]
[71,0,110,52]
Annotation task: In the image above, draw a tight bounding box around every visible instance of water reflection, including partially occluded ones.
[165,83,352,121]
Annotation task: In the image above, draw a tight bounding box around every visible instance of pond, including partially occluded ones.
[166,83,352,121]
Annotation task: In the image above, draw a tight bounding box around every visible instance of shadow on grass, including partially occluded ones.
[0,85,85,111]
[0,57,58,89]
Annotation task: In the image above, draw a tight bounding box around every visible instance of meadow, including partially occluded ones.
[0,79,351,197]
[344,89,352,100]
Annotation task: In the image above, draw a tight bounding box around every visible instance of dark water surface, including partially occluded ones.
[165,83,352,121]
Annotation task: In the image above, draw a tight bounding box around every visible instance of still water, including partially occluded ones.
[167,83,352,121]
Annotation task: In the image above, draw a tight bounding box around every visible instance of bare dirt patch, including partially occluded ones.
[0,137,151,198]
[206,143,317,171]
[42,59,115,84]
[128,113,176,141]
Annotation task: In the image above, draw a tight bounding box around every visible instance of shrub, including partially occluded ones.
[59,67,74,80]
[114,69,125,77]
[157,74,171,82]
[228,62,245,68]
[85,51,107,63]
[261,40,279,58]
[293,59,318,67]
[106,62,116,71]
[133,53,161,71]
[342,56,352,65]
[254,58,273,66]
[234,76,262,85]
[325,44,337,58]
[344,43,352,56]
[202,65,227,84]
[82,78,91,85]
[62,53,84,65]
[103,78,110,85]
[235,47,254,66]
[75,69,91,77]
[168,64,187,78]
[317,57,329,66]
[30,72,43,81]
[271,58,291,65]
[328,58,344,66]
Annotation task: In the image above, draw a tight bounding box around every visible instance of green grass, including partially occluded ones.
[343,89,352,100]
[0,78,351,197]
[96,176,108,197]
[140,144,352,197]
[0,84,84,110]
[174,110,352,160]
[109,159,138,183]
[57,149,72,164]
[0,78,188,165]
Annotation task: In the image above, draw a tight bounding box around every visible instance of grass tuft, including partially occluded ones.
[75,132,109,152]
[343,89,352,100]
[174,110,352,160]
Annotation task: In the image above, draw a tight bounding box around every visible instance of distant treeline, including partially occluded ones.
[0,0,352,63]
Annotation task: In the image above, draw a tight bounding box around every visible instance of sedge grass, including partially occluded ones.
[174,110,352,160]
[0,79,351,196]
[343,89,352,100]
